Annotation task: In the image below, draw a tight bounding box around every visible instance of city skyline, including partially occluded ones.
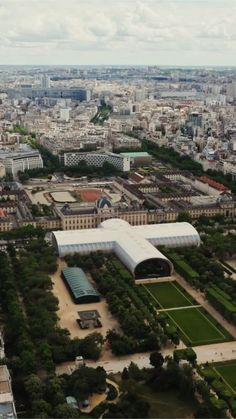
[0,0,235,66]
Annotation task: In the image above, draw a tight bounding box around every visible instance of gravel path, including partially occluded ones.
[56,340,236,375]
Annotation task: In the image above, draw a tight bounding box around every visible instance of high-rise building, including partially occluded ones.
[60,108,70,122]
[41,74,51,89]
[226,82,236,101]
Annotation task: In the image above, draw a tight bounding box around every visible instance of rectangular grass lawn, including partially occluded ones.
[166,307,232,346]
[143,281,196,308]
[214,363,236,393]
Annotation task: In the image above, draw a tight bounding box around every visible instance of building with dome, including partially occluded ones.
[95,196,112,209]
[53,219,200,279]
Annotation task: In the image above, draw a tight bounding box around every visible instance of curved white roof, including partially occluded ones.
[53,220,200,276]
[99,218,172,274]
[133,222,200,247]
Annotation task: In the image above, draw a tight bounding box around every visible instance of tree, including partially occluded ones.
[69,365,107,401]
[73,332,104,360]
[31,399,52,418]
[177,212,192,223]
[121,367,130,380]
[53,403,80,418]
[24,374,44,400]
[149,351,164,369]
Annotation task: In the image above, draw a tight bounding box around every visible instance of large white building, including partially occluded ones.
[63,152,130,172]
[53,219,200,279]
[41,74,51,89]
[0,150,43,177]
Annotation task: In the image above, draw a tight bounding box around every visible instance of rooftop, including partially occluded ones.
[197,176,230,192]
[54,219,200,276]
[62,267,99,300]
[120,152,151,158]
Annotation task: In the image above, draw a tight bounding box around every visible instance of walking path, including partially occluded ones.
[174,273,236,339]
[56,341,236,376]
[135,276,174,285]
[158,304,201,312]
[224,260,236,281]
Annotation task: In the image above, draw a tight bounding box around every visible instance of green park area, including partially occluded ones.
[166,307,232,346]
[142,281,232,346]
[135,384,197,418]
[214,362,236,394]
[143,281,196,309]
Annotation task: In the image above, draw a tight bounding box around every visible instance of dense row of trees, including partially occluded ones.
[0,225,45,241]
[0,242,109,417]
[206,285,236,325]
[142,139,203,174]
[202,231,236,259]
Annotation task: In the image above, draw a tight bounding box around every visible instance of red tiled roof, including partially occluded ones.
[0,209,7,217]
[197,176,229,192]
[128,172,145,183]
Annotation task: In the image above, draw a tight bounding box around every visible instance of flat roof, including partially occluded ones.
[120,152,151,158]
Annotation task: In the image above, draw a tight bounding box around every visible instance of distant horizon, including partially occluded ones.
[0,64,236,69]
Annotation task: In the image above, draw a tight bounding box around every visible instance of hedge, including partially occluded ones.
[211,378,235,400]
[210,284,233,302]
[209,396,228,412]
[229,399,236,417]
[167,253,199,282]
[200,367,218,383]
[173,347,197,364]
[206,286,236,324]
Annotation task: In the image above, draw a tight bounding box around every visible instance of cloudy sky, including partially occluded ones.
[0,0,235,66]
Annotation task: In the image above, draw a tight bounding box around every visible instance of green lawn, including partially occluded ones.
[214,363,236,393]
[137,384,197,418]
[143,281,196,308]
[166,307,232,346]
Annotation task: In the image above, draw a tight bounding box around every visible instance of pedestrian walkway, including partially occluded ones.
[56,340,236,376]
[157,304,201,312]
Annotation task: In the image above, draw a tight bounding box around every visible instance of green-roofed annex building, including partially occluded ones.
[62,267,100,304]
[120,151,152,167]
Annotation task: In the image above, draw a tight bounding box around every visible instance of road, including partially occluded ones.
[56,340,236,376]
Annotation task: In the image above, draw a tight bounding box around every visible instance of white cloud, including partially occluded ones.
[0,0,235,65]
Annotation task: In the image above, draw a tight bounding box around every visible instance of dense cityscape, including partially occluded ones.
[0,63,234,418]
